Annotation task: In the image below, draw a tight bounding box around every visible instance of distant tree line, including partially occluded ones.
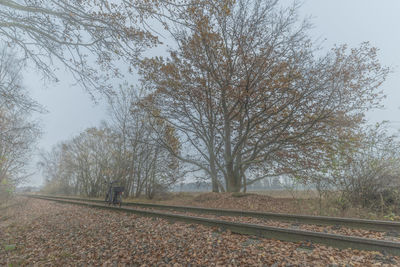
[172,178,284,192]
[39,86,181,199]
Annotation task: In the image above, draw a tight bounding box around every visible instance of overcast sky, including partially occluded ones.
[301,0,400,125]
[25,0,400,186]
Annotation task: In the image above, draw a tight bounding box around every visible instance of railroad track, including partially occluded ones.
[27,195,400,256]
[32,194,400,232]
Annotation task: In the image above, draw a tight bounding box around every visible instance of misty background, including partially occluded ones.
[25,0,400,186]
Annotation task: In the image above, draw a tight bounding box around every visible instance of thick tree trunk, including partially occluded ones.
[212,178,219,192]
[209,153,219,192]
[226,178,241,192]
[221,89,243,192]
[225,165,241,192]
[242,171,247,193]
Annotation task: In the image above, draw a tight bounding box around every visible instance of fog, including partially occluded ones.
[23,0,400,186]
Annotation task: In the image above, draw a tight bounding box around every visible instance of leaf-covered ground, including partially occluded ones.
[1,198,399,266]
[144,192,389,220]
[142,193,295,214]
[133,207,400,242]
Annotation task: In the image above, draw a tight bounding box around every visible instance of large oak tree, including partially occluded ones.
[139,0,389,192]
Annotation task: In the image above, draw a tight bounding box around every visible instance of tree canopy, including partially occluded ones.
[139,0,389,192]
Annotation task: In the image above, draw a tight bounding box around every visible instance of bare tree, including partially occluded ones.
[334,124,400,210]
[0,46,42,112]
[40,86,181,198]
[0,0,183,94]
[0,46,41,191]
[108,85,181,198]
[38,143,74,195]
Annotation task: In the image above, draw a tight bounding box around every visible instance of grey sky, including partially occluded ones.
[300,0,400,126]
[24,0,400,186]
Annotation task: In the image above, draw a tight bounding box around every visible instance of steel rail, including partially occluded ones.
[28,195,400,256]
[32,194,400,232]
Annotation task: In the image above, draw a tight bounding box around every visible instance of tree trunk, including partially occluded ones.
[242,171,247,193]
[222,89,240,192]
[209,153,219,192]
[212,177,219,192]
[225,165,241,192]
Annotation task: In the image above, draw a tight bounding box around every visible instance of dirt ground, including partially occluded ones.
[1,198,398,266]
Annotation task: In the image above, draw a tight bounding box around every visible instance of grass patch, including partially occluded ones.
[4,244,16,251]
